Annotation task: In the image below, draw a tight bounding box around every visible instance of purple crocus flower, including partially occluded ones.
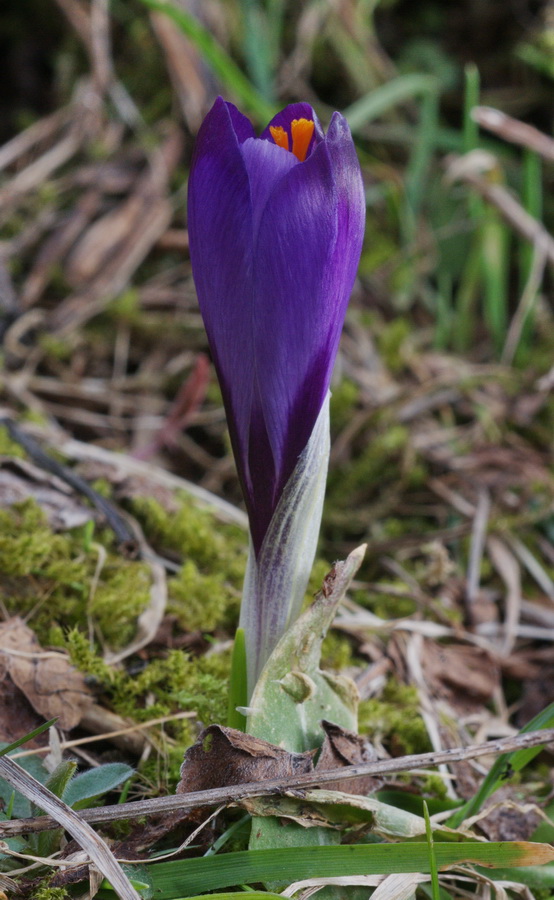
[188,98,365,692]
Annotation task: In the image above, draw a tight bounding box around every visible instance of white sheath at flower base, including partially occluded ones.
[239,393,331,697]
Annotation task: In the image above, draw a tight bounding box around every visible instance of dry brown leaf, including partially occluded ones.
[177,724,314,795]
[315,720,382,795]
[422,641,500,714]
[0,618,93,731]
[477,791,542,843]
[0,675,47,747]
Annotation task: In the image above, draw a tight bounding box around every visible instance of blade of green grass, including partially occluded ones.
[447,702,554,828]
[453,63,483,351]
[121,841,554,898]
[204,813,251,857]
[481,201,510,355]
[515,148,543,358]
[237,0,275,101]
[423,802,440,900]
[343,74,439,132]
[0,719,58,757]
[138,0,276,123]
[434,272,453,349]
[420,886,455,900]
[463,63,480,154]
[405,87,439,218]
[228,627,247,731]
[453,234,482,352]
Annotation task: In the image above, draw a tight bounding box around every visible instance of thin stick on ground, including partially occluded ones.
[1,727,552,837]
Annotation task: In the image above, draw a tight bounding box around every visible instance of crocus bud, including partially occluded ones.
[188,98,365,692]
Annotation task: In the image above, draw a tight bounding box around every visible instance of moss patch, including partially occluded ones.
[358,678,430,756]
[169,559,240,632]
[0,501,151,649]
[130,494,246,633]
[66,630,230,786]
[31,884,69,900]
[0,425,27,458]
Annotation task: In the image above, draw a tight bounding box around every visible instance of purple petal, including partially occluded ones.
[325,112,367,309]
[187,99,255,506]
[219,97,256,144]
[240,137,298,234]
[248,142,338,539]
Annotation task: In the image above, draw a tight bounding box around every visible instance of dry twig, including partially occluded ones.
[1,727,552,837]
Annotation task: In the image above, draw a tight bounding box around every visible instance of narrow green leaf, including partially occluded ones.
[448,702,554,827]
[45,760,78,800]
[0,718,58,757]
[141,841,554,898]
[138,0,276,123]
[423,802,440,900]
[344,74,439,132]
[463,63,480,154]
[204,814,251,857]
[405,87,439,218]
[228,628,247,731]
[515,148,543,357]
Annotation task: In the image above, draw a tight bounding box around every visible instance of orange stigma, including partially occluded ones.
[269,118,315,161]
[269,125,289,152]
[291,118,314,161]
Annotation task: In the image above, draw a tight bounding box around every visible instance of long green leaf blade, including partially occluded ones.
[138,841,554,898]
[0,719,58,757]
[344,74,438,132]
[138,0,275,122]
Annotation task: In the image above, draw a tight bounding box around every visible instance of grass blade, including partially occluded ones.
[423,802,440,900]
[129,841,554,898]
[139,0,276,123]
[0,719,58,757]
[344,74,438,132]
[447,702,554,828]
[228,627,247,730]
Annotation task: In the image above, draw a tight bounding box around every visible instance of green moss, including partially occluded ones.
[91,561,153,646]
[0,501,151,649]
[0,425,27,458]
[130,494,246,634]
[422,773,449,801]
[38,333,73,362]
[320,630,357,671]
[107,288,141,325]
[354,584,417,620]
[306,557,332,600]
[330,378,359,433]
[358,679,430,756]
[169,560,240,632]
[328,425,409,506]
[65,629,122,686]
[89,478,114,499]
[66,632,229,752]
[376,318,412,374]
[31,884,69,900]
[130,494,245,578]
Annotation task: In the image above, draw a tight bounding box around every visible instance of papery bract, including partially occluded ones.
[188,98,365,688]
